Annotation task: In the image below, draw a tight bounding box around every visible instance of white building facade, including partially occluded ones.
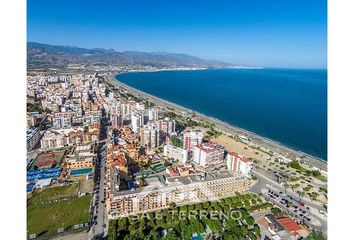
[226,152,253,176]
[193,142,224,168]
[163,144,188,164]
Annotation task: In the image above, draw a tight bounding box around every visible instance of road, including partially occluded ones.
[251,170,327,236]
[88,114,109,240]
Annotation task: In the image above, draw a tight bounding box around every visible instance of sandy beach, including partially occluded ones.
[107,73,327,172]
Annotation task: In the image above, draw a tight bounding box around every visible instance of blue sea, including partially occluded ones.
[116,68,327,160]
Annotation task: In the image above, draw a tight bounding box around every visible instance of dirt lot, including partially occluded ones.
[211,135,273,161]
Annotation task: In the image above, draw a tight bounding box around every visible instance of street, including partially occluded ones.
[88,114,109,239]
[251,170,327,236]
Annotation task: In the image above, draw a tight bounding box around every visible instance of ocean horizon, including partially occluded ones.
[116,68,327,160]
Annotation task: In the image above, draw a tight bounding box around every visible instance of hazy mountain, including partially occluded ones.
[27,42,235,70]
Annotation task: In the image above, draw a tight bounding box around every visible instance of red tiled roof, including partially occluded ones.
[228,152,239,157]
[228,152,252,163]
[240,157,252,163]
[196,142,223,152]
[276,217,302,232]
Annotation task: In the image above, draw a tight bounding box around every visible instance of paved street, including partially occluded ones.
[251,170,327,236]
[88,114,109,240]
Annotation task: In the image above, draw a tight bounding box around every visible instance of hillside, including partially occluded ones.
[27,42,235,70]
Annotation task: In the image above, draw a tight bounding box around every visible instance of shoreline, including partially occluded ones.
[107,73,327,171]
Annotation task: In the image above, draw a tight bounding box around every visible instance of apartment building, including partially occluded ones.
[148,108,159,121]
[27,114,37,128]
[107,170,249,218]
[40,127,99,149]
[83,110,102,126]
[52,112,74,129]
[163,144,188,164]
[111,114,123,127]
[140,125,160,149]
[158,118,175,135]
[131,110,144,133]
[226,152,253,176]
[193,142,225,168]
[183,129,203,151]
[65,145,95,169]
[27,128,41,151]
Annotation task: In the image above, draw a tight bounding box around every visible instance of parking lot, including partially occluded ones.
[266,188,313,222]
[262,186,324,230]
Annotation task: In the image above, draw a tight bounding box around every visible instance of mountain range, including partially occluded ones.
[27,42,236,70]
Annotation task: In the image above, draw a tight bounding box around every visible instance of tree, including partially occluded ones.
[246,216,255,226]
[289,160,302,170]
[253,225,261,237]
[243,200,251,208]
[118,217,128,231]
[312,170,321,177]
[203,202,210,209]
[206,219,222,233]
[146,230,159,240]
[171,135,183,148]
[190,219,205,234]
[271,207,283,217]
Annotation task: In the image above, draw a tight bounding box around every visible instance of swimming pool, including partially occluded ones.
[70,168,92,176]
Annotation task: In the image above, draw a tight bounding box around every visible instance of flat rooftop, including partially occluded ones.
[166,170,239,185]
[110,170,244,198]
[109,167,121,197]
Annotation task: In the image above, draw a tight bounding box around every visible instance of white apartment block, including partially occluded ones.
[148,108,159,121]
[193,142,225,168]
[131,110,144,133]
[121,102,131,119]
[226,152,253,176]
[163,144,188,164]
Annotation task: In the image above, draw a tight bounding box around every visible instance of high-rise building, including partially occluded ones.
[226,152,253,176]
[111,114,123,127]
[148,108,159,121]
[155,118,175,135]
[140,125,160,148]
[183,129,203,151]
[131,110,144,133]
[121,102,131,119]
[193,142,224,168]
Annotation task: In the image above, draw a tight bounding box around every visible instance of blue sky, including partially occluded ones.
[27,0,327,68]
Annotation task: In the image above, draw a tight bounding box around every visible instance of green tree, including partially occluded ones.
[271,207,283,217]
[246,216,255,226]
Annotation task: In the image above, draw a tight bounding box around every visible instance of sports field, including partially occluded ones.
[30,150,66,170]
[28,184,79,204]
[27,195,91,236]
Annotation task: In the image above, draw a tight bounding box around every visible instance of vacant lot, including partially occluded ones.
[29,184,79,204]
[27,195,91,236]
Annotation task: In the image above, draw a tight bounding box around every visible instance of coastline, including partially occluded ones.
[107,73,327,172]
